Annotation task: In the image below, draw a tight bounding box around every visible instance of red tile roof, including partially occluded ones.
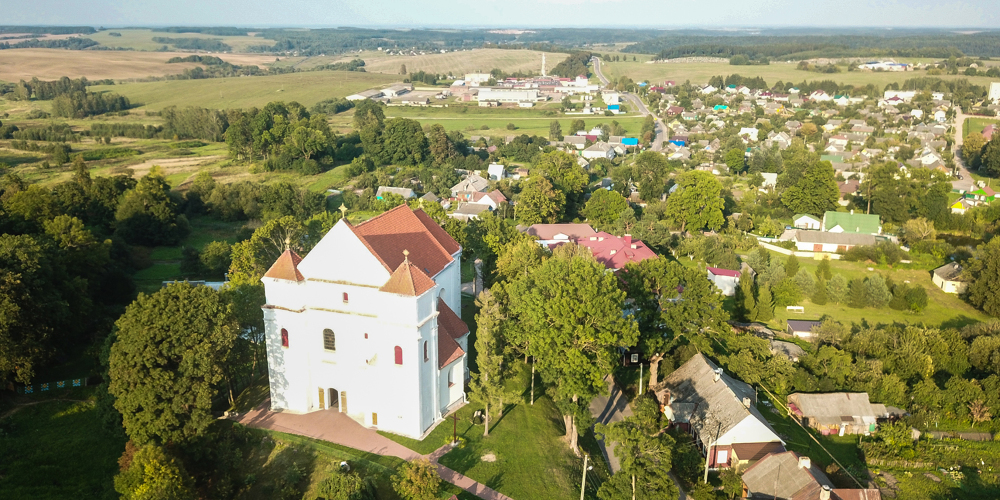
[352,206,459,277]
[574,232,658,271]
[379,255,436,296]
[437,298,468,368]
[707,266,741,278]
[263,249,304,281]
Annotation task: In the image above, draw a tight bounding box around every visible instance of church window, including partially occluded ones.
[448,367,455,387]
[424,341,429,361]
[394,346,403,365]
[281,328,289,348]
[323,329,336,351]
[343,292,349,303]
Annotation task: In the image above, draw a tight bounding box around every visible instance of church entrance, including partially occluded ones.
[328,388,340,411]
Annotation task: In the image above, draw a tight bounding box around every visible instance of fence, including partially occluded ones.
[866,458,935,469]
[17,376,89,394]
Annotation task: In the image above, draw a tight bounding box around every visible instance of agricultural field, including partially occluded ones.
[88,71,398,110]
[600,56,1000,89]
[83,28,276,53]
[361,49,568,76]
[0,48,275,82]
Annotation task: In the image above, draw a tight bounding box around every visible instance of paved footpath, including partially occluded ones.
[230,399,512,500]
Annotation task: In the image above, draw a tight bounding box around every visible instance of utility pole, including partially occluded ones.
[580,453,589,500]
[639,363,643,396]
[452,412,459,445]
[530,357,536,405]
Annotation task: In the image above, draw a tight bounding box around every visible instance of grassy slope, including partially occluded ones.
[759,250,992,329]
[0,388,125,500]
[602,57,1000,89]
[88,71,398,110]
[965,117,1000,136]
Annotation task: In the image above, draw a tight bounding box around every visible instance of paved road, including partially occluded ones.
[231,399,513,500]
[592,57,667,151]
[588,376,687,499]
[952,107,975,192]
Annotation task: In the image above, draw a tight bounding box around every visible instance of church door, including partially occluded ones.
[317,388,325,410]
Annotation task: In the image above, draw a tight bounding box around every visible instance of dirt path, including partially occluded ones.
[1,398,87,419]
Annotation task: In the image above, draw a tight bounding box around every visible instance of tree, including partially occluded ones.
[864,274,892,308]
[468,290,509,437]
[582,189,630,229]
[901,217,936,245]
[981,135,1000,177]
[532,150,589,219]
[510,247,639,452]
[785,255,799,279]
[812,278,828,305]
[781,160,838,216]
[71,154,91,189]
[549,120,563,141]
[114,170,190,246]
[793,268,815,297]
[815,257,832,281]
[756,284,774,321]
[664,170,725,232]
[399,64,407,75]
[595,417,679,500]
[569,119,586,135]
[114,444,195,500]
[847,278,866,308]
[391,458,440,500]
[109,283,237,445]
[316,470,375,500]
[962,132,986,167]
[515,176,564,225]
[621,257,728,390]
[827,274,848,304]
[966,238,1000,316]
[228,216,307,285]
[724,148,744,172]
[969,399,992,428]
[736,274,758,322]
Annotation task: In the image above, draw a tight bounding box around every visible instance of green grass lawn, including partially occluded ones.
[0,388,126,500]
[759,249,993,330]
[89,71,399,111]
[964,117,1000,137]
[412,115,650,139]
[378,362,602,500]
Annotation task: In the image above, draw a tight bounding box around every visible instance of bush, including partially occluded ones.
[391,458,440,500]
[316,470,375,500]
[843,241,903,265]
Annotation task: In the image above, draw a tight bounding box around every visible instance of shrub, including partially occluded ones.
[391,458,440,500]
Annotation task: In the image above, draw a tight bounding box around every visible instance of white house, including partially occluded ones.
[932,262,968,294]
[786,230,876,252]
[792,214,822,230]
[464,73,491,86]
[582,143,616,160]
[990,82,1000,103]
[487,163,507,181]
[738,127,759,142]
[261,206,468,439]
[706,267,741,296]
[450,174,489,197]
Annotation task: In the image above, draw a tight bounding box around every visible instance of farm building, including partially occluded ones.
[706,267,741,296]
[787,392,887,436]
[786,230,876,253]
[793,214,822,230]
[742,451,882,500]
[786,320,822,339]
[476,88,544,103]
[932,262,968,294]
[822,211,881,235]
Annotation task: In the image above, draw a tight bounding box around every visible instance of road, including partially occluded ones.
[592,57,667,151]
[952,107,975,192]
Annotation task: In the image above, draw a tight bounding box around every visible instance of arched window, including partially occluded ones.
[423,341,429,361]
[394,346,403,365]
[281,328,289,348]
[448,367,454,387]
[323,329,336,351]
[342,292,349,303]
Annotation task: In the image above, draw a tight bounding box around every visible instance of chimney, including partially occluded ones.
[819,485,831,500]
[743,397,751,408]
[713,367,723,383]
[624,234,632,246]
[798,456,811,469]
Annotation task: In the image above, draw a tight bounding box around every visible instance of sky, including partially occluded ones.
[6,0,999,28]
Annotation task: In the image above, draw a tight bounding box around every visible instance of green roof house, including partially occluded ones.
[822,210,881,235]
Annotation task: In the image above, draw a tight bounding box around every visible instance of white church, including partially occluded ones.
[261,205,469,439]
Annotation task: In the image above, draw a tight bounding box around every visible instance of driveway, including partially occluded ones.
[588,376,687,499]
[230,399,513,500]
[953,107,976,192]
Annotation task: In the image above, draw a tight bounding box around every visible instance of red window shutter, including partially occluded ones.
[281,328,289,348]
[394,346,403,365]
[343,292,349,303]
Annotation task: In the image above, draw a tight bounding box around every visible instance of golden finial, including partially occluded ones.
[403,249,410,262]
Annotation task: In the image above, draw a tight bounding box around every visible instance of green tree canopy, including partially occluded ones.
[109,283,238,445]
[781,160,838,216]
[582,189,630,229]
[664,170,725,232]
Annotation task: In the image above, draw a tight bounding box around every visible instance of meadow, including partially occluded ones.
[0,48,275,82]
[88,71,398,110]
[964,116,1000,136]
[83,28,276,53]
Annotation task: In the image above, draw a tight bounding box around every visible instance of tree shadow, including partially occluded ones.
[939,314,979,330]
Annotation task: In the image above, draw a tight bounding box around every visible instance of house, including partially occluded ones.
[450,174,489,197]
[464,190,507,210]
[786,319,823,339]
[582,143,616,160]
[382,83,413,97]
[788,230,876,252]
[968,185,997,203]
[742,451,882,500]
[572,233,657,271]
[420,192,440,204]
[990,82,1000,103]
[375,186,416,200]
[707,267,741,296]
[822,211,881,235]
[787,392,887,435]
[563,136,587,150]
[261,206,467,439]
[666,105,685,115]
[448,202,490,222]
[932,262,968,294]
[739,127,759,142]
[521,223,596,245]
[793,214,822,230]
[487,163,506,181]
[838,180,861,205]
[760,173,778,190]
[657,353,785,469]
[950,199,973,214]
[770,340,805,363]
[464,73,491,86]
